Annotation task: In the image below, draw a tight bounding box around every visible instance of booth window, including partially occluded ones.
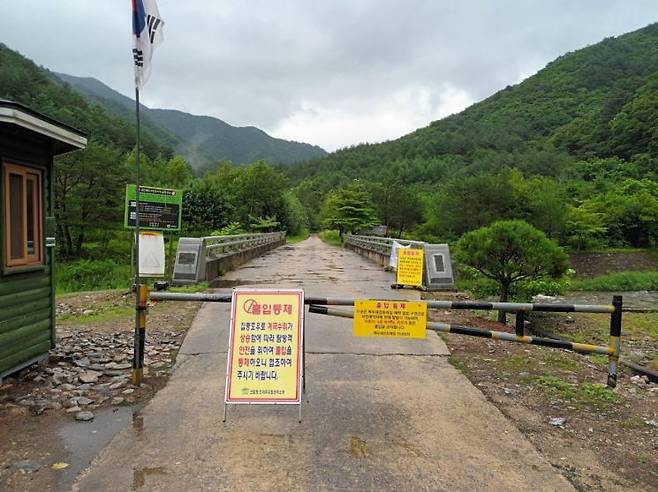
[3,163,43,268]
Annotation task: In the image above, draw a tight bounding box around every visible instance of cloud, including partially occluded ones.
[271,84,474,151]
[0,1,655,150]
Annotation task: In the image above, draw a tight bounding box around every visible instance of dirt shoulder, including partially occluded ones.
[0,290,201,491]
[423,292,658,491]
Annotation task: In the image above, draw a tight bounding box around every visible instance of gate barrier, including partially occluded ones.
[149,292,623,388]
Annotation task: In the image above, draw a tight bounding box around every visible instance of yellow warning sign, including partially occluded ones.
[225,289,304,404]
[354,300,427,338]
[396,248,424,287]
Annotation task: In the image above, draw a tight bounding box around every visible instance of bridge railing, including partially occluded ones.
[204,232,286,258]
[343,234,424,256]
[172,232,286,285]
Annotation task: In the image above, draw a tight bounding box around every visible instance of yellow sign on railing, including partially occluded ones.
[396,248,424,287]
[354,300,427,338]
[225,289,304,404]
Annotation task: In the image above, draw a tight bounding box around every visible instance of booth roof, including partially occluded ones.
[0,99,87,155]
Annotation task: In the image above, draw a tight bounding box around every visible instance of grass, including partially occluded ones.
[58,304,133,324]
[286,230,310,244]
[318,230,343,247]
[534,374,619,405]
[168,282,208,293]
[448,355,471,377]
[570,271,658,291]
[55,259,131,294]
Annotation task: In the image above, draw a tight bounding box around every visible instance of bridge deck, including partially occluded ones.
[75,236,572,491]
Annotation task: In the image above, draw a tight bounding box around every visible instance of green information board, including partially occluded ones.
[124,185,182,231]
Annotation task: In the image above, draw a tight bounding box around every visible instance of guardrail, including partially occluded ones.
[172,232,286,284]
[344,234,423,255]
[204,232,285,258]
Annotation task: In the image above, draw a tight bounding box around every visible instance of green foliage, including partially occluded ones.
[318,230,343,247]
[55,259,131,293]
[282,191,310,236]
[249,215,280,232]
[211,222,245,236]
[284,24,658,251]
[455,221,569,320]
[570,271,658,291]
[320,181,378,235]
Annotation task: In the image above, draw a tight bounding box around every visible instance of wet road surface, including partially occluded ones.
[74,237,572,491]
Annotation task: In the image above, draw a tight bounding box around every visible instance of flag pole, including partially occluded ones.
[132,86,146,385]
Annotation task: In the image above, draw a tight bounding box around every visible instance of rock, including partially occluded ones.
[549,417,567,427]
[111,397,125,405]
[109,382,125,390]
[60,383,76,391]
[75,411,94,422]
[105,362,132,370]
[79,371,102,384]
[645,419,658,427]
[76,397,94,406]
[82,309,95,315]
[12,460,41,472]
[66,406,82,413]
[73,357,91,368]
[122,389,135,395]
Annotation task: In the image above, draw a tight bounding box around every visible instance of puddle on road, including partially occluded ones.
[56,406,134,490]
[133,466,167,489]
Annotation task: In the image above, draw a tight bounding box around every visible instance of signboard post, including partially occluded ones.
[396,248,424,288]
[224,289,305,422]
[124,185,182,231]
[354,300,427,338]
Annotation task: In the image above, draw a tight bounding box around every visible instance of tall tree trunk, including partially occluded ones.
[498,283,510,323]
[64,225,74,259]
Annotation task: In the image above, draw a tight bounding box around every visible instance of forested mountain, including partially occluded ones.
[54,72,327,170]
[0,43,310,260]
[289,23,658,249]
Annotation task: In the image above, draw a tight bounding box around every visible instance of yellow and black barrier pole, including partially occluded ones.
[132,283,148,385]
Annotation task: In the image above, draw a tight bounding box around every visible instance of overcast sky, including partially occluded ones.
[1,1,655,151]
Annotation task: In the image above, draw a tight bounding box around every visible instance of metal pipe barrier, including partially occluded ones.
[149,292,623,388]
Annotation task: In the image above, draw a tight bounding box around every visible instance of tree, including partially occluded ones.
[320,181,378,236]
[455,220,569,322]
[54,140,127,258]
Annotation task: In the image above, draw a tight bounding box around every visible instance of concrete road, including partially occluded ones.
[75,237,572,491]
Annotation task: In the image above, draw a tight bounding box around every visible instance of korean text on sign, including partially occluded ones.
[396,248,424,287]
[353,300,427,339]
[225,289,304,404]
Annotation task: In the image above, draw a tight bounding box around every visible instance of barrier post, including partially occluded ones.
[132,284,148,386]
[515,311,525,337]
[607,295,623,388]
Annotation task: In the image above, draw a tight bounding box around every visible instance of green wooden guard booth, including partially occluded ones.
[0,100,87,382]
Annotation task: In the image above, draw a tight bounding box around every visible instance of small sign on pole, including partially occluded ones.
[138,231,165,277]
[354,300,427,338]
[396,248,424,287]
[124,185,182,231]
[224,289,304,420]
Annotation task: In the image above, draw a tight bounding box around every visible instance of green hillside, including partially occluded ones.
[289,23,658,249]
[0,44,166,157]
[55,72,327,170]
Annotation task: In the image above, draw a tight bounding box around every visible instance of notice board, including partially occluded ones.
[225,289,304,404]
[124,185,182,231]
[396,248,424,287]
[354,300,427,339]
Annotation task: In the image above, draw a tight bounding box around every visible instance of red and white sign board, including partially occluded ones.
[224,289,304,404]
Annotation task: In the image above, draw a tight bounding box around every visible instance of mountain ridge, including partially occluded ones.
[53,72,327,170]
